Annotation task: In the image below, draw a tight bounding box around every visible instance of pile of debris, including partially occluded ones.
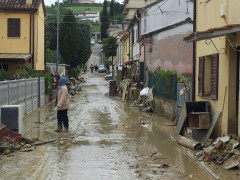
[175,102,240,170]
[67,78,83,96]
[0,123,56,156]
[199,135,240,169]
[133,87,154,112]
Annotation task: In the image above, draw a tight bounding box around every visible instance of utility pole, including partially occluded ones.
[56,0,60,73]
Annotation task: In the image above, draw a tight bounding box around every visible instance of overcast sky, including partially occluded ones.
[44,0,124,6]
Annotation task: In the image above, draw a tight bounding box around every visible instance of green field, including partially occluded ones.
[65,6,110,14]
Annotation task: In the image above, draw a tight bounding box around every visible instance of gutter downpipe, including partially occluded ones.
[29,14,32,70]
[32,13,35,69]
[192,0,196,101]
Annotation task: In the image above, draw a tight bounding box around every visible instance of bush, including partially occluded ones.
[0,69,11,81]
[42,73,53,95]
[69,68,78,79]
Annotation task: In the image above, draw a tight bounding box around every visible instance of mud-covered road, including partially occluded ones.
[0,71,216,180]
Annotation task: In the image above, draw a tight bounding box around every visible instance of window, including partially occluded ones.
[198,54,219,100]
[8,18,20,37]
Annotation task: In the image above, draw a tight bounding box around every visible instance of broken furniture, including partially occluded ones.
[177,101,211,135]
[189,112,211,129]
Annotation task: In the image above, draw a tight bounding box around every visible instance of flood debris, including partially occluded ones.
[19,147,34,152]
[159,163,169,168]
[193,134,240,170]
[132,87,154,112]
[176,135,203,150]
[67,78,82,96]
[0,123,22,143]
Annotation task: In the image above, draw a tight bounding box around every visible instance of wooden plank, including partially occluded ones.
[202,111,221,143]
[176,103,187,135]
[122,82,129,102]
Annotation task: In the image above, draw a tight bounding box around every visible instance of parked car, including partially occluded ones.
[104,73,112,80]
[91,39,95,45]
[98,40,102,44]
[98,64,106,73]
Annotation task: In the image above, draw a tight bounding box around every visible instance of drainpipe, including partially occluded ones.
[36,12,39,64]
[192,0,196,101]
[32,13,35,69]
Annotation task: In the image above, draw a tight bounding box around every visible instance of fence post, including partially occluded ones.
[25,79,27,114]
[7,80,10,105]
[31,78,33,112]
[17,80,20,104]
[38,77,40,107]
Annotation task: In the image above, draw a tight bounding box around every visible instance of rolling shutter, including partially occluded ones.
[198,56,205,97]
[211,54,219,100]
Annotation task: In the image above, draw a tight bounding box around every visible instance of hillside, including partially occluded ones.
[65,5,110,14]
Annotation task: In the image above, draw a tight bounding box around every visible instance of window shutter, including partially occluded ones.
[211,54,219,100]
[15,19,20,37]
[198,56,205,97]
[7,18,20,37]
[8,19,14,37]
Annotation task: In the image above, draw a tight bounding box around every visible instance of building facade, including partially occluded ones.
[139,0,193,78]
[0,0,46,73]
[184,0,240,136]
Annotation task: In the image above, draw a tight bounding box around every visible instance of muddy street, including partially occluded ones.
[0,72,215,180]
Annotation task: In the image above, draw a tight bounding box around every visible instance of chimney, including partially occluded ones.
[26,0,32,5]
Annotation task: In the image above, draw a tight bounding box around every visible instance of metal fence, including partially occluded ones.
[176,83,192,116]
[148,74,177,100]
[0,77,45,117]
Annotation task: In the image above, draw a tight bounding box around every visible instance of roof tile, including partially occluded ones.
[0,0,42,11]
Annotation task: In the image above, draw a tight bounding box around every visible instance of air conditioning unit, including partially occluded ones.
[0,105,23,134]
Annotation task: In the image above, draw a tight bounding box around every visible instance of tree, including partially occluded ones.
[102,36,117,59]
[46,41,54,63]
[45,6,68,50]
[110,0,114,17]
[77,20,92,66]
[103,36,117,77]
[59,10,80,67]
[101,0,109,40]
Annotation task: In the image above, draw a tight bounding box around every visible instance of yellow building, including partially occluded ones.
[123,0,156,21]
[0,0,46,73]
[120,32,130,64]
[184,0,240,136]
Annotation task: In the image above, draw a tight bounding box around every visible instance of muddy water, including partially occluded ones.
[0,73,214,180]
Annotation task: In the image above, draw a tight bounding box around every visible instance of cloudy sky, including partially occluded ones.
[44,0,124,6]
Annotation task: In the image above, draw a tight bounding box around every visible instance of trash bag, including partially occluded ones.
[140,87,149,97]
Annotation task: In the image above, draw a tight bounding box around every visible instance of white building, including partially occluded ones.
[75,11,100,23]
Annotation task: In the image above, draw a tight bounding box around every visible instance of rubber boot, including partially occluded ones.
[55,126,62,132]
[63,127,68,132]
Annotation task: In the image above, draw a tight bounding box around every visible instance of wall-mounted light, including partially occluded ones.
[221,3,226,19]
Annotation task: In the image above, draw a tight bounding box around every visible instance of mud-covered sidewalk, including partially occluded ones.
[0,72,224,179]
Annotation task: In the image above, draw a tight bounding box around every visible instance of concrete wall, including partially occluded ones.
[195,0,240,136]
[153,96,176,121]
[145,24,193,75]
[141,0,193,75]
[141,0,193,35]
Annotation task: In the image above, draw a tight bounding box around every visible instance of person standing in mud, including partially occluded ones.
[55,77,70,132]
[84,65,87,73]
[90,64,94,73]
